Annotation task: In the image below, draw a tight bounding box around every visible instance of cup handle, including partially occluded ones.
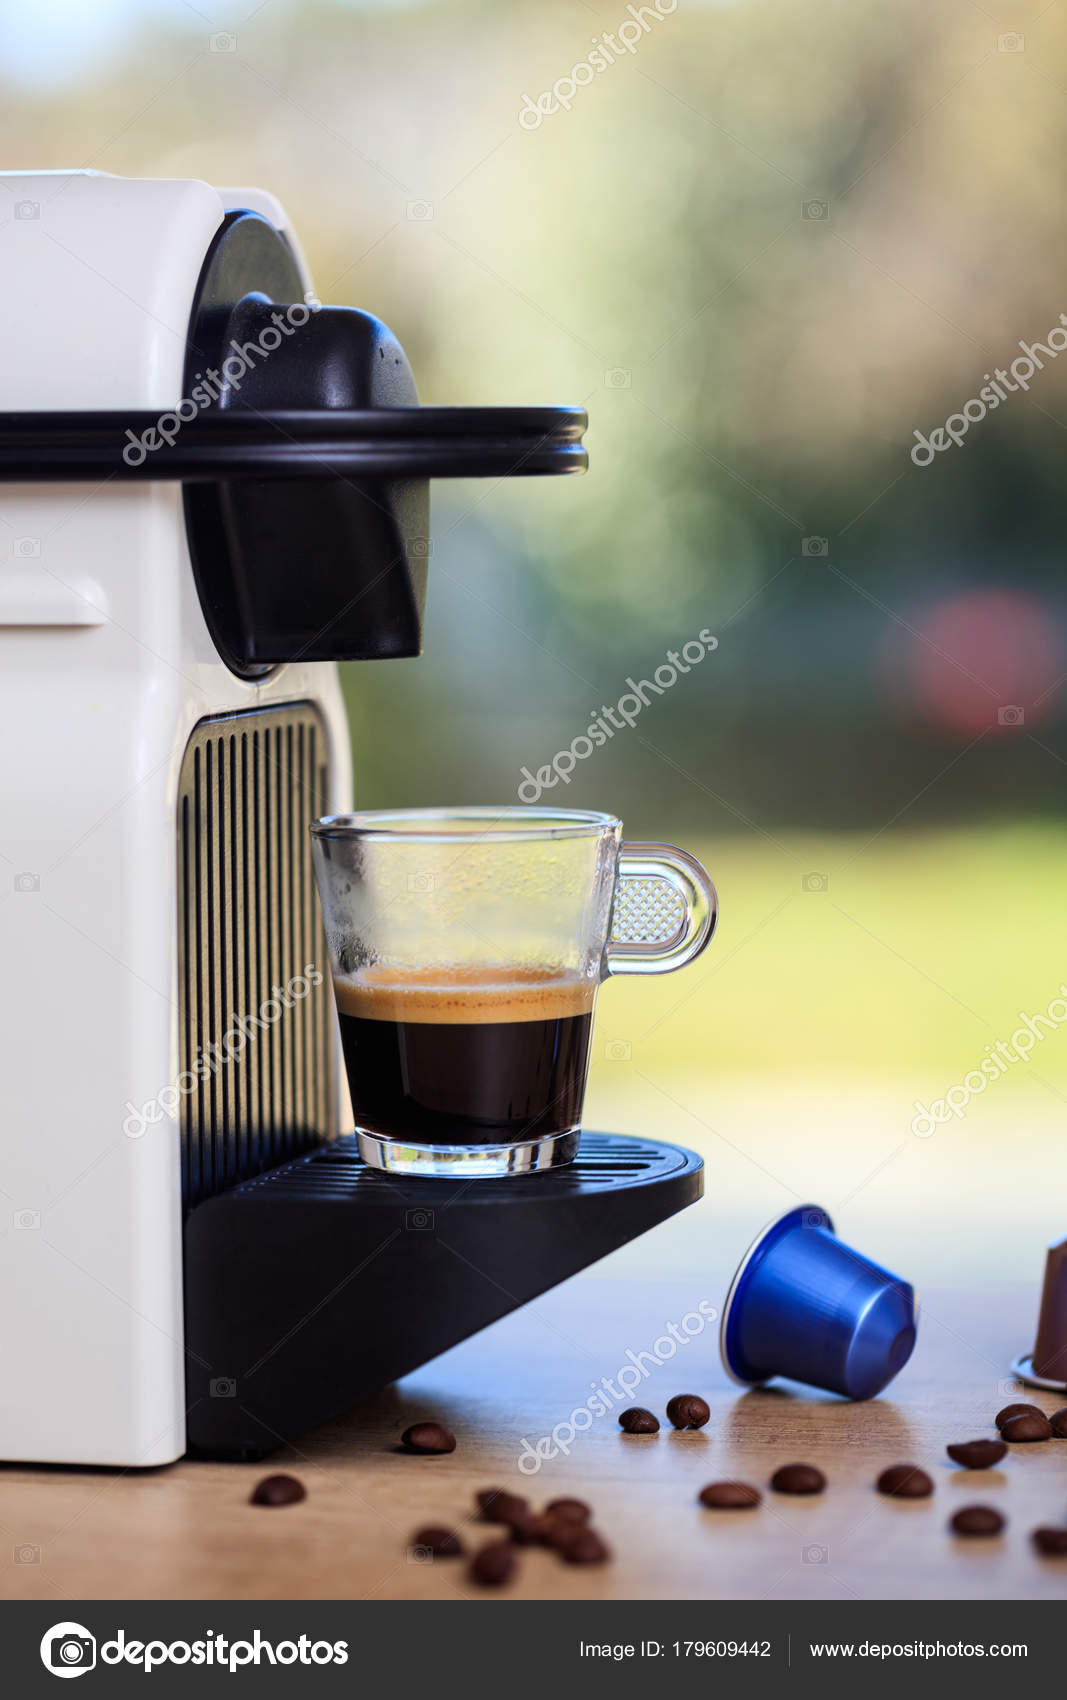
[605,842,718,977]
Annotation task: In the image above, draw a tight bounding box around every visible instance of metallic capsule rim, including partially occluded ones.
[1009,1352,1067,1392]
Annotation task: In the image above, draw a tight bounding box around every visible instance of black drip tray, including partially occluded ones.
[239,1131,686,1198]
[184,1131,703,1459]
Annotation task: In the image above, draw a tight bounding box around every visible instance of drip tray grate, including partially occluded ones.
[238,1131,682,1199]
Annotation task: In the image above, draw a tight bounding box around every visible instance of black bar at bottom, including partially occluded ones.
[4,1601,1060,1695]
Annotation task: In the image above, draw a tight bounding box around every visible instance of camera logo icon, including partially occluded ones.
[210,31,237,51]
[407,872,437,894]
[15,537,41,557]
[411,537,433,558]
[802,536,828,557]
[14,1208,40,1230]
[406,200,434,221]
[802,872,828,893]
[15,200,40,221]
[605,1040,632,1061]
[605,368,632,389]
[14,871,40,893]
[803,1543,829,1564]
[802,200,830,221]
[997,704,1024,727]
[209,1377,237,1399]
[997,32,1024,53]
[15,1543,41,1563]
[405,1207,435,1232]
[407,1543,434,1564]
[41,1622,96,1678]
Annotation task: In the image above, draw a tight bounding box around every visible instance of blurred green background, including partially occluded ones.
[5,0,1066,1290]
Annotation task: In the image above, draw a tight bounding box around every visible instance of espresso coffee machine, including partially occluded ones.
[0,172,703,1465]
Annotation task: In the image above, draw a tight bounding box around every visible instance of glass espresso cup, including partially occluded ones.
[309,808,717,1178]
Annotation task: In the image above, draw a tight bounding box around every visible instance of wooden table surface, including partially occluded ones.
[2,1269,1065,1602]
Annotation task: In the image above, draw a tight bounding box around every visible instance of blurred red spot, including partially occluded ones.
[884,589,1063,736]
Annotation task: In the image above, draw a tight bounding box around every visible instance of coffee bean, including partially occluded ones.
[666,1394,711,1430]
[249,1474,305,1507]
[876,1464,934,1498]
[1001,1412,1052,1442]
[1049,1407,1067,1438]
[950,1506,1005,1538]
[477,1489,542,1548]
[619,1406,660,1434]
[412,1525,464,1557]
[400,1421,456,1454]
[494,1495,531,1523]
[544,1497,591,1524]
[771,1463,826,1495]
[537,1514,581,1552]
[476,1488,528,1524]
[698,1481,761,1509]
[557,1526,611,1564]
[946,1439,1007,1469]
[995,1402,1044,1429]
[1032,1526,1067,1555]
[469,1540,517,1586]
[504,1506,544,1546]
[475,1487,511,1515]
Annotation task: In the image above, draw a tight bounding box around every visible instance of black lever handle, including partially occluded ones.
[0,406,587,481]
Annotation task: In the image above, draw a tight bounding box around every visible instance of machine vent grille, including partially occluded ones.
[177,703,336,1208]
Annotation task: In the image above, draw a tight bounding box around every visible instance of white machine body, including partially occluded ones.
[0,173,351,1465]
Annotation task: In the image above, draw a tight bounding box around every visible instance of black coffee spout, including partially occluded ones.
[185,281,431,674]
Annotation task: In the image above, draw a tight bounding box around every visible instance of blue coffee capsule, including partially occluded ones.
[719,1204,918,1401]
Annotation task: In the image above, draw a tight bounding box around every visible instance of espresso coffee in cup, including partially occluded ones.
[310,808,717,1178]
[334,967,594,1156]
